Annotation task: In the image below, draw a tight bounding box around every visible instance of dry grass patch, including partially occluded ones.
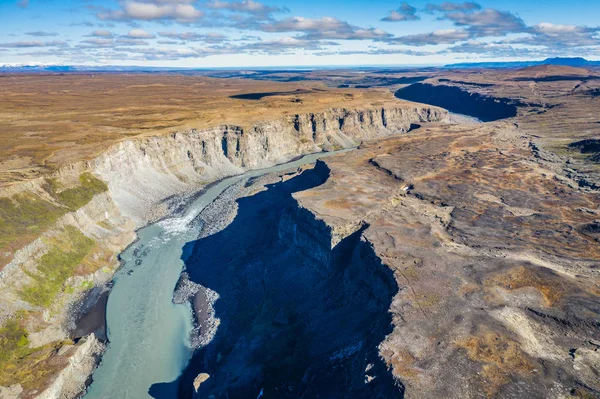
[456,330,534,396]
[0,74,398,186]
[487,266,566,306]
[0,173,106,269]
[0,316,72,393]
[324,198,353,209]
[381,347,421,380]
[75,244,115,276]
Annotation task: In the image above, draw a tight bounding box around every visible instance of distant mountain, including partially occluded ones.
[542,57,590,66]
[0,64,182,73]
[445,57,600,69]
[0,64,319,74]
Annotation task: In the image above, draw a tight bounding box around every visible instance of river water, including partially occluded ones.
[84,151,349,399]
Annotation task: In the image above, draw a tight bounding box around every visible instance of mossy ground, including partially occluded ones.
[0,173,106,267]
[457,330,534,396]
[0,221,98,392]
[0,316,73,392]
[19,226,95,308]
[47,173,108,211]
[0,194,65,266]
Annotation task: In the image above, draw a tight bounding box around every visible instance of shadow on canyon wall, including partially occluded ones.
[150,162,402,399]
[395,83,520,121]
[229,89,314,100]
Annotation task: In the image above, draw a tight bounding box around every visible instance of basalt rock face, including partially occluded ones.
[180,163,402,399]
[568,139,600,163]
[395,83,519,121]
[91,106,447,225]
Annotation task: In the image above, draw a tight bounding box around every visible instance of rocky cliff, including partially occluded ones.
[0,103,446,399]
[90,106,447,225]
[179,162,401,398]
[291,122,600,398]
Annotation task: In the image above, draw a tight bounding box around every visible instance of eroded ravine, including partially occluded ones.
[176,161,402,399]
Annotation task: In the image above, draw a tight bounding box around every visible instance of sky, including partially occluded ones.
[0,0,599,67]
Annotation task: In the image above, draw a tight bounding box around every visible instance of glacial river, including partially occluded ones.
[84,151,348,399]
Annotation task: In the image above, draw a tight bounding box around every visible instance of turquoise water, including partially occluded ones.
[84,150,349,399]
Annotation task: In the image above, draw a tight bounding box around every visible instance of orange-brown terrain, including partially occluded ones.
[0,72,443,398]
[0,74,398,186]
[1,66,600,398]
[182,65,600,398]
[295,121,600,397]
[290,64,600,398]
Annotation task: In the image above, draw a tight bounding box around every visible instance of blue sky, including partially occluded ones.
[0,0,599,66]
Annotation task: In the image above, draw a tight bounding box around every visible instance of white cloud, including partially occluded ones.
[206,0,284,16]
[0,40,68,48]
[25,31,59,37]
[158,31,229,43]
[89,30,114,38]
[383,28,470,45]
[260,17,392,40]
[381,3,419,22]
[126,29,156,38]
[425,2,481,12]
[444,9,526,36]
[533,23,584,35]
[97,1,204,22]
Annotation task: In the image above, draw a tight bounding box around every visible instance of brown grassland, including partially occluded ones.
[0,73,399,186]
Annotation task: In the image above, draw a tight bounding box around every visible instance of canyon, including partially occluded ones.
[0,75,446,399]
[1,65,600,398]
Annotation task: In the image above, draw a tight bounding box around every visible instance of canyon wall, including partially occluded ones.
[179,162,401,398]
[0,104,447,399]
[90,106,447,225]
[395,83,520,121]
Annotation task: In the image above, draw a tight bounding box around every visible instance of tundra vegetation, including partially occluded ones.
[0,173,107,268]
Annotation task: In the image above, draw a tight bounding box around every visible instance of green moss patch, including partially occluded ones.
[19,226,95,307]
[0,316,73,392]
[0,318,30,364]
[47,172,108,211]
[0,194,65,261]
[0,173,107,267]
